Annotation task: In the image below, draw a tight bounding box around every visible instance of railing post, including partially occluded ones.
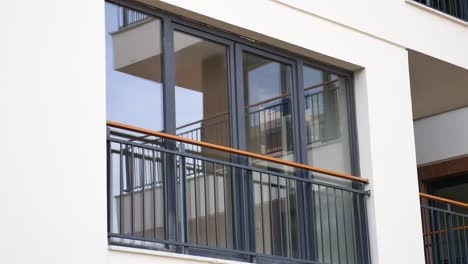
[178,144,188,253]
[446,204,457,263]
[106,128,112,238]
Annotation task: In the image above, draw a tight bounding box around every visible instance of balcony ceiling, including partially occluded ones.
[409,50,468,120]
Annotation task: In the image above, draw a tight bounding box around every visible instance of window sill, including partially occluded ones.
[108,245,249,264]
[405,0,468,27]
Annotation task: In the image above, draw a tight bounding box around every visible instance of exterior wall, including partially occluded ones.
[276,0,468,70]
[414,107,468,165]
[133,2,425,263]
[0,1,108,264]
[3,0,458,263]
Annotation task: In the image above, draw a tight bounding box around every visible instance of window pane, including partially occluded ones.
[106,3,163,131]
[105,3,165,242]
[174,31,233,248]
[243,52,297,257]
[243,52,295,164]
[303,66,351,175]
[174,31,230,148]
[304,66,355,263]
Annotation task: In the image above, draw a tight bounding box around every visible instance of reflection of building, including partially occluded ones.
[3,1,468,264]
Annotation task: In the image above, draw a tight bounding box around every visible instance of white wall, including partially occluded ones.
[0,1,108,263]
[414,107,468,165]
[136,0,425,263]
[276,0,468,70]
[0,0,428,264]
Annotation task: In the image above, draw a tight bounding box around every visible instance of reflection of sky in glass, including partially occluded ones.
[106,3,202,132]
[304,66,324,94]
[247,62,281,105]
[105,3,163,131]
[175,86,203,128]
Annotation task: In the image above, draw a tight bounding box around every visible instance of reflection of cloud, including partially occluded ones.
[248,62,281,105]
[175,86,203,127]
[106,4,164,131]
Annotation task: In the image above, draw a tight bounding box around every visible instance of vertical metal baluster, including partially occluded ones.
[178,145,187,253]
[174,152,179,242]
[356,192,365,263]
[349,192,357,264]
[152,149,157,239]
[278,176,284,256]
[131,146,135,236]
[429,206,438,264]
[293,180,301,258]
[334,189,341,264]
[119,144,124,235]
[250,169,256,255]
[444,210,451,263]
[260,173,266,254]
[308,182,316,260]
[194,158,199,244]
[204,160,209,245]
[268,174,274,255]
[421,207,428,263]
[141,148,146,238]
[107,132,113,237]
[362,193,371,262]
[456,215,462,261]
[223,165,228,248]
[325,187,333,263]
[161,151,166,240]
[241,168,247,251]
[462,216,468,263]
[437,210,445,263]
[214,163,219,247]
[286,178,292,257]
[446,205,456,264]
[422,207,428,263]
[318,186,325,262]
[341,190,349,263]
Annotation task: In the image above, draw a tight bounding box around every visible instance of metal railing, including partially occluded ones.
[176,88,340,156]
[107,121,370,263]
[117,6,150,29]
[420,193,468,263]
[413,0,468,22]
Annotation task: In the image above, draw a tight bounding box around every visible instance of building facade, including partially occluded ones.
[1,0,468,263]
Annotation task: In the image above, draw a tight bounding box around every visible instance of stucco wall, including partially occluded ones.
[0,0,433,263]
[0,1,108,263]
[414,107,468,165]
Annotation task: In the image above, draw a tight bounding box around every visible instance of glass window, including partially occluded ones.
[106,3,165,243]
[173,31,233,248]
[303,66,352,175]
[105,3,163,131]
[243,52,295,164]
[174,31,230,149]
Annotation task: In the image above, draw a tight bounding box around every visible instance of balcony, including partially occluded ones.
[106,121,371,263]
[413,0,468,22]
[420,193,468,263]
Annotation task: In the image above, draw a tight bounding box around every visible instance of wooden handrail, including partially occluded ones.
[107,120,368,184]
[420,192,468,208]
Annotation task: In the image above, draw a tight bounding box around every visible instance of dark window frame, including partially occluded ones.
[105,0,366,262]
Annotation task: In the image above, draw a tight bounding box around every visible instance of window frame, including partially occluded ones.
[105,0,363,262]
